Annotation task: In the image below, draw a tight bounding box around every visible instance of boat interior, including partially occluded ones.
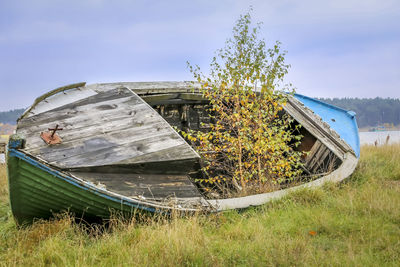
[15,82,350,203]
[142,92,343,179]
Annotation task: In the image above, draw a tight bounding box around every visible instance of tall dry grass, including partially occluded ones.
[0,144,399,266]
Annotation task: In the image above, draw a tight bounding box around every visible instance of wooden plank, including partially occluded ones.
[140,93,180,103]
[68,157,199,175]
[311,148,333,173]
[46,132,187,168]
[25,87,97,119]
[70,172,202,199]
[91,81,201,95]
[305,141,324,172]
[18,89,138,128]
[18,106,153,152]
[24,119,168,155]
[141,93,207,106]
[114,143,200,165]
[284,96,352,159]
[17,87,199,170]
[304,140,322,167]
[306,143,331,173]
[20,82,86,120]
[21,108,168,152]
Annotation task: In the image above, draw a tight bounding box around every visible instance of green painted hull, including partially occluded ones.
[7,149,159,225]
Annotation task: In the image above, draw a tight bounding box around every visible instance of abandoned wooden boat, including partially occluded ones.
[7,82,360,224]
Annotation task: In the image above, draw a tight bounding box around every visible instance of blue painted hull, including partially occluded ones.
[294,94,360,158]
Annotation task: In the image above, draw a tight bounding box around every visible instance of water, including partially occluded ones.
[359,131,400,145]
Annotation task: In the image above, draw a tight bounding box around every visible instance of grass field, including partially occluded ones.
[0,145,399,266]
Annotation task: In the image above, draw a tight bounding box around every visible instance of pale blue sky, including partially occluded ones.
[0,0,399,111]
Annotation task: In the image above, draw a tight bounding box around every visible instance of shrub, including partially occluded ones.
[185,11,303,196]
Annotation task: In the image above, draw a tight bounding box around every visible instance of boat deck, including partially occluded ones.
[15,84,203,203]
[69,172,202,199]
[17,87,199,170]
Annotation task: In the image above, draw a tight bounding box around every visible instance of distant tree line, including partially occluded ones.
[318,98,400,128]
[0,108,25,124]
[0,97,399,128]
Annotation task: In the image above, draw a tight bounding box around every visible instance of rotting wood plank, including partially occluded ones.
[24,119,170,155]
[307,144,328,173]
[283,99,346,160]
[17,87,199,170]
[18,90,139,128]
[68,157,199,175]
[306,147,323,171]
[91,82,200,95]
[22,113,173,153]
[19,110,161,154]
[20,82,86,120]
[304,140,323,172]
[69,172,202,199]
[304,140,322,165]
[284,96,353,157]
[17,103,143,142]
[148,99,206,106]
[45,132,186,168]
[141,92,207,106]
[113,143,199,165]
[32,126,185,163]
[311,148,332,173]
[25,87,97,119]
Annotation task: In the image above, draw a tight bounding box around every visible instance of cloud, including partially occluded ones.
[0,0,399,110]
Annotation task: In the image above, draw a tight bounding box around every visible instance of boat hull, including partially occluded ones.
[7,82,360,224]
[7,149,170,225]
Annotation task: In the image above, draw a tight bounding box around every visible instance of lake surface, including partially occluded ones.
[359,131,400,145]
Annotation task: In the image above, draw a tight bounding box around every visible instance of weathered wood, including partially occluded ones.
[90,81,201,95]
[26,87,97,119]
[17,87,199,170]
[313,149,334,173]
[46,134,190,168]
[304,140,322,169]
[19,89,138,128]
[310,146,329,173]
[303,139,338,174]
[20,105,174,150]
[8,81,360,217]
[68,157,199,175]
[70,172,202,199]
[306,142,327,172]
[283,97,348,160]
[151,103,211,132]
[141,93,207,106]
[20,82,87,120]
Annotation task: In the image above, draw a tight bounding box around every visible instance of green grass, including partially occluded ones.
[1,145,400,266]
